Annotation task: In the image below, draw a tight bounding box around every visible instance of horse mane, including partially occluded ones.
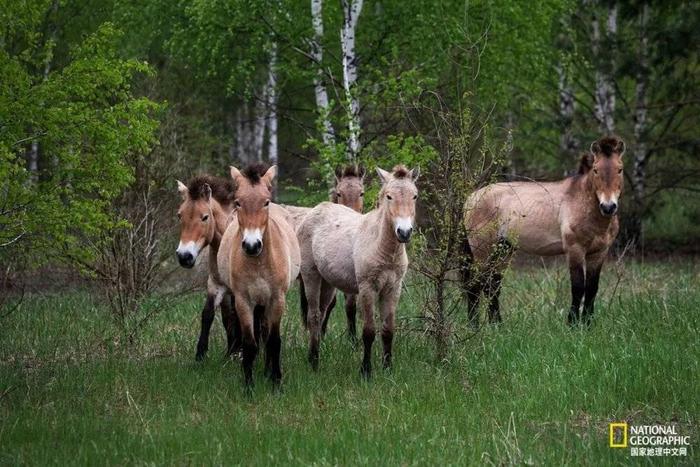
[597,135,623,157]
[577,154,593,175]
[334,165,365,180]
[187,175,235,205]
[391,165,410,179]
[241,163,269,185]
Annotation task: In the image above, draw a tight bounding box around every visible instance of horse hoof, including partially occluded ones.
[195,350,207,361]
[308,350,319,371]
[360,364,372,379]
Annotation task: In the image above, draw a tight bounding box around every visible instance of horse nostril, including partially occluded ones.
[177,251,194,268]
[599,202,617,215]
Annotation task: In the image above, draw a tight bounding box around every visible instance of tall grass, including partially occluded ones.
[0,259,697,465]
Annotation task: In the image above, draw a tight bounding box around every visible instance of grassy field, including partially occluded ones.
[0,258,697,465]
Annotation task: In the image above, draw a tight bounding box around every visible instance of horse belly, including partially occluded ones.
[502,205,564,257]
[313,234,358,294]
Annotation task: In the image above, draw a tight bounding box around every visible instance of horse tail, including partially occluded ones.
[299,278,309,329]
[459,229,474,289]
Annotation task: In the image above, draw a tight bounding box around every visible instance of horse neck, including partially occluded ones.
[209,199,231,250]
[374,204,405,262]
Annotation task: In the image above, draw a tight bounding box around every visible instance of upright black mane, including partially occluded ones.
[187,175,235,205]
[241,163,269,185]
[335,164,365,179]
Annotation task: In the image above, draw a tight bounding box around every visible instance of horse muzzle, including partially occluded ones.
[177,251,196,268]
[396,227,413,243]
[242,239,263,257]
[599,201,618,217]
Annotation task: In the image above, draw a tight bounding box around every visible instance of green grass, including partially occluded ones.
[1,259,698,465]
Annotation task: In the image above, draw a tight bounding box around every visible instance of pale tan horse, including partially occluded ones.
[462,135,624,325]
[292,166,366,339]
[218,164,301,386]
[175,175,240,360]
[297,165,419,377]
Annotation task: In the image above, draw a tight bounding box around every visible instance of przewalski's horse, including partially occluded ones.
[175,175,241,360]
[296,165,367,340]
[298,165,418,377]
[462,135,625,326]
[218,164,301,386]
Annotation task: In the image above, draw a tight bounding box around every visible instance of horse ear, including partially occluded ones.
[358,165,366,181]
[409,167,420,182]
[262,165,277,186]
[376,167,391,184]
[590,141,601,156]
[203,183,212,201]
[334,166,343,179]
[578,153,594,174]
[230,166,242,182]
[177,180,188,200]
[617,139,626,157]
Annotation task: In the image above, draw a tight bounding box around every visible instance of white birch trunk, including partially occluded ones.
[557,62,577,159]
[632,4,649,220]
[310,0,335,148]
[266,42,279,199]
[253,90,267,163]
[340,0,363,160]
[592,1,617,134]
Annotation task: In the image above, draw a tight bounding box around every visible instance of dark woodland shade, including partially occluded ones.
[241,163,270,185]
[187,175,235,204]
[335,165,366,179]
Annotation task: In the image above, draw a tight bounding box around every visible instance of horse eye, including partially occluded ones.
[360,192,365,197]
[234,200,241,208]
[264,200,270,207]
[177,213,182,219]
[387,195,393,200]
[593,169,598,175]
[413,195,417,200]
[618,168,623,174]
[202,214,209,222]
[337,192,342,197]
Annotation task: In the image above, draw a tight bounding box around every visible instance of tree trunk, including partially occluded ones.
[310,0,335,149]
[556,62,578,161]
[266,41,279,199]
[340,0,363,160]
[591,1,617,134]
[628,3,650,246]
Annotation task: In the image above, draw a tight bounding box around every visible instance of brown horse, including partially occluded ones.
[298,165,418,377]
[462,135,624,325]
[175,175,241,360]
[218,164,301,386]
[295,165,366,339]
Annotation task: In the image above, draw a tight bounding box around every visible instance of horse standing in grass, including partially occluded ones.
[462,136,624,325]
[292,166,366,340]
[298,165,418,377]
[218,165,300,386]
[175,176,241,360]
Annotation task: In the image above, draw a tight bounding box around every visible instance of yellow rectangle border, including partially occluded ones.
[609,422,628,448]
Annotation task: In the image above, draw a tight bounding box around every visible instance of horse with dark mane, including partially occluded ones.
[175,175,240,360]
[462,135,625,325]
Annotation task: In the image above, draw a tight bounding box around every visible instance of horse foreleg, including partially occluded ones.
[265,298,284,385]
[221,293,241,357]
[345,293,358,343]
[234,299,257,388]
[566,249,586,326]
[379,287,400,370]
[582,251,606,325]
[299,278,309,329]
[320,294,337,336]
[460,236,482,327]
[196,294,216,361]
[358,286,376,378]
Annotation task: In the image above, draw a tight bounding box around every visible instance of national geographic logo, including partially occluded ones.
[609,422,690,457]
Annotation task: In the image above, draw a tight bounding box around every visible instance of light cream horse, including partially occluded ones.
[218,164,301,386]
[297,165,419,377]
[286,166,366,340]
[462,135,624,325]
[175,175,240,360]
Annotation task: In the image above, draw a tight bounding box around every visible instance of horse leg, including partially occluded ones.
[302,269,324,370]
[299,278,309,329]
[195,294,216,361]
[460,235,482,327]
[265,297,285,385]
[358,286,376,378]
[345,293,358,343]
[566,249,586,326]
[321,294,337,336]
[379,286,400,370]
[221,292,241,357]
[485,272,504,324]
[582,251,606,326]
[234,298,257,387]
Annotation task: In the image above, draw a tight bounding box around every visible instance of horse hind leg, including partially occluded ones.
[344,293,358,344]
[221,293,242,357]
[302,269,324,370]
[460,234,482,327]
[485,238,513,324]
[320,293,337,336]
[196,294,216,361]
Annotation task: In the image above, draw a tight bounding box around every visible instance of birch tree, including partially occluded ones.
[340,0,363,160]
[591,0,617,134]
[310,0,335,149]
